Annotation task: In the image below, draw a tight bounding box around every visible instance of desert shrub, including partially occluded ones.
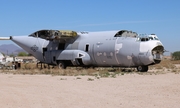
[172,51,180,60]
[18,52,28,56]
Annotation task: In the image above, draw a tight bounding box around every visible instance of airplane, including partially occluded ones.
[0,29,164,72]
[0,52,23,69]
[0,52,6,65]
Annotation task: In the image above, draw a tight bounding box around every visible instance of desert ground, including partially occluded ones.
[1,72,180,108]
[0,60,180,108]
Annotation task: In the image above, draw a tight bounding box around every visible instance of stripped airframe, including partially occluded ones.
[0,30,164,72]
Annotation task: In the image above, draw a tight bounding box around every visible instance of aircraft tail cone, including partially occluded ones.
[10,36,35,54]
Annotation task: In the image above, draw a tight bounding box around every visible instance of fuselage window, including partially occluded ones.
[85,44,89,52]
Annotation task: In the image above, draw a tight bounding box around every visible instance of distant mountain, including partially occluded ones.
[0,44,27,55]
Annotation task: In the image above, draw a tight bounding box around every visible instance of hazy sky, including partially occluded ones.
[0,0,180,55]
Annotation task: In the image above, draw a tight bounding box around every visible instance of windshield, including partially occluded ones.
[149,35,159,40]
[137,34,149,42]
[137,34,159,42]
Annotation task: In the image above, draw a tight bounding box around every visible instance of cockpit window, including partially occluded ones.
[154,37,159,40]
[149,37,154,40]
[137,34,149,42]
[149,35,159,40]
[137,34,160,42]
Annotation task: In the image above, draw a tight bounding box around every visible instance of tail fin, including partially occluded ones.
[0,37,10,40]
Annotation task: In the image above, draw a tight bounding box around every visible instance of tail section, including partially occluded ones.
[0,37,10,40]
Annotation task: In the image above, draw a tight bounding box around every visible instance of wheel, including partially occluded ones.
[137,66,148,72]
[58,61,66,69]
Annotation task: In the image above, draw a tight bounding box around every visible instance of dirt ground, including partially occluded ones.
[0,72,180,108]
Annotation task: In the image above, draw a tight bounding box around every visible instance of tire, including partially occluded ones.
[58,61,66,69]
[137,66,148,72]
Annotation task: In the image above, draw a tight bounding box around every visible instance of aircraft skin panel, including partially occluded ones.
[92,38,117,66]
[77,31,119,66]
[57,31,160,67]
[55,50,91,65]
[77,32,138,67]
[120,38,142,66]
[76,32,163,67]
[114,42,123,65]
[84,30,118,36]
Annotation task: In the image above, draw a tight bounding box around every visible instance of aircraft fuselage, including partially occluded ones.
[9,30,164,72]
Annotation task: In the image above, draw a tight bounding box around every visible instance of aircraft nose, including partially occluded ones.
[151,45,164,63]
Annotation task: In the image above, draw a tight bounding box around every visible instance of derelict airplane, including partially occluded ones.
[0,30,164,72]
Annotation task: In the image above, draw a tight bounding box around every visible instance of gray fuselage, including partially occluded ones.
[11,30,164,69]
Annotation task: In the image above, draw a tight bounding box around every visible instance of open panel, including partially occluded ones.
[29,30,78,40]
[114,30,138,37]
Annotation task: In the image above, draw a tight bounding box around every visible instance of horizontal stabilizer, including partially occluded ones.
[0,37,10,40]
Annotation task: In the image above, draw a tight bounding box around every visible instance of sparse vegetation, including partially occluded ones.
[18,52,28,56]
[172,51,180,60]
[76,77,81,79]
[60,78,67,80]
[121,72,125,75]
[87,78,94,81]
[0,59,180,76]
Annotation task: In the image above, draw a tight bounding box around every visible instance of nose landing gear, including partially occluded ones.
[57,61,67,69]
[137,66,148,72]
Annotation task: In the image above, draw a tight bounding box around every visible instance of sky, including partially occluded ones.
[0,0,180,55]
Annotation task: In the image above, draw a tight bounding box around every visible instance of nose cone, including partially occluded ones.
[139,40,164,64]
[152,45,164,63]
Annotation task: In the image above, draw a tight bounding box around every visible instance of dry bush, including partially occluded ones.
[0,63,129,77]
[148,59,180,74]
[1,59,180,76]
[169,60,180,64]
[151,59,177,70]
